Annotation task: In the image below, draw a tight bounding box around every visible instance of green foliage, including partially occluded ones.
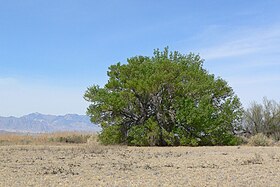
[178,136,199,146]
[98,124,123,145]
[85,48,243,146]
[128,125,149,146]
[128,118,161,146]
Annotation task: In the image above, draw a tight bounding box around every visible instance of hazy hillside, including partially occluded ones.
[0,113,100,133]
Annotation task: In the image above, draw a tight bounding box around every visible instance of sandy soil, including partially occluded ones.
[1,144,280,187]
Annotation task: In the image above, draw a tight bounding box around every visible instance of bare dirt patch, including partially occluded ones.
[1,144,280,186]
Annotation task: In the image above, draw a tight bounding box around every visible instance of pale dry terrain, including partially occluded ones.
[1,141,280,187]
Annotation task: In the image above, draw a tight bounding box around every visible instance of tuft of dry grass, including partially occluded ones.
[248,133,274,146]
[241,153,264,165]
[85,135,125,154]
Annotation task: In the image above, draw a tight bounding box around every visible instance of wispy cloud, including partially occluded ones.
[200,25,280,60]
[191,25,280,107]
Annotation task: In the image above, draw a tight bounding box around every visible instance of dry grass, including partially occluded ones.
[1,145,280,186]
[248,133,275,146]
[1,134,280,186]
[0,132,97,145]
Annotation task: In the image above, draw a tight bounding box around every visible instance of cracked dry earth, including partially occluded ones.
[1,145,280,186]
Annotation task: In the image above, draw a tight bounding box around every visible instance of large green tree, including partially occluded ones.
[84,48,243,146]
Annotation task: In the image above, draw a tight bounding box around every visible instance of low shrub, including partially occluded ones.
[48,134,91,144]
[86,134,98,144]
[248,133,274,146]
[236,135,249,145]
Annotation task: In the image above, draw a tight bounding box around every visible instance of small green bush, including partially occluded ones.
[248,133,274,146]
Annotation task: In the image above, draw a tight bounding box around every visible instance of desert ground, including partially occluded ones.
[1,134,280,186]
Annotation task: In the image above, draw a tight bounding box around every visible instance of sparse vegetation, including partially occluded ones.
[0,132,97,145]
[48,133,91,144]
[243,98,280,140]
[241,153,264,165]
[1,144,280,186]
[248,133,274,146]
[1,131,280,186]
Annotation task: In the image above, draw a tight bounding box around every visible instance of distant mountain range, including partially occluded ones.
[0,113,101,133]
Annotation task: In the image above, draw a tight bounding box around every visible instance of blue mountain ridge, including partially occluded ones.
[0,113,101,133]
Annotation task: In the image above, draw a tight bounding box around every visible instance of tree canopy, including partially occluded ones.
[84,48,243,146]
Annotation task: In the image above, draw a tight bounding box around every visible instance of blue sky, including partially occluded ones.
[0,0,280,117]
